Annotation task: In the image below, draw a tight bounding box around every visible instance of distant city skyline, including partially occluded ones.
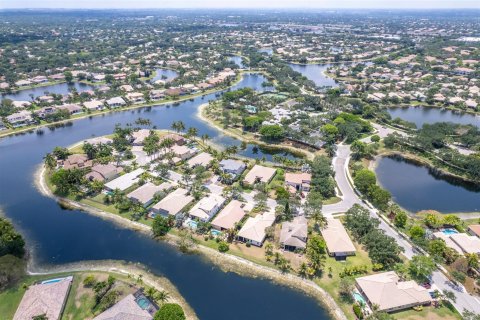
[2,0,479,9]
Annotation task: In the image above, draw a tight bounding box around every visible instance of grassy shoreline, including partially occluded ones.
[34,164,349,320]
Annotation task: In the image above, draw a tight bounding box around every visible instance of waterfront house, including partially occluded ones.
[104,168,144,192]
[93,291,157,320]
[321,219,356,258]
[83,100,105,111]
[449,233,480,255]
[219,159,246,178]
[279,216,308,251]
[35,106,57,119]
[126,92,145,104]
[285,172,311,192]
[106,96,126,108]
[15,79,32,87]
[6,110,33,127]
[188,194,226,222]
[150,89,165,101]
[150,188,194,218]
[85,164,123,183]
[243,165,276,185]
[160,133,186,146]
[85,136,113,146]
[355,272,431,313]
[13,276,73,320]
[57,103,83,115]
[237,211,275,247]
[131,129,152,146]
[211,200,251,231]
[61,154,93,170]
[468,225,480,238]
[12,100,32,109]
[168,145,196,162]
[187,152,214,168]
[127,182,172,207]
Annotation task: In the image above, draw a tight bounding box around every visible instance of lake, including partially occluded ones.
[287,63,339,88]
[376,155,480,214]
[0,73,328,320]
[2,82,97,101]
[387,106,480,128]
[229,55,245,68]
[151,68,179,83]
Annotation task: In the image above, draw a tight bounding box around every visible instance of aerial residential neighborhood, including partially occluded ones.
[0,3,479,320]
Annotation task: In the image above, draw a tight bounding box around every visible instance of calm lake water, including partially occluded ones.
[287,63,339,88]
[376,156,480,213]
[0,73,327,320]
[229,55,245,68]
[388,106,480,128]
[151,68,179,83]
[2,82,96,101]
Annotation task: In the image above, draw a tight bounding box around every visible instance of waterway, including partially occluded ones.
[228,55,245,69]
[2,82,97,101]
[375,155,480,214]
[0,73,328,320]
[287,63,339,88]
[387,106,480,128]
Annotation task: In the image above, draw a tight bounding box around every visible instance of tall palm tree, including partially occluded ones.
[44,153,57,170]
[186,127,198,140]
[201,133,210,144]
[155,290,170,305]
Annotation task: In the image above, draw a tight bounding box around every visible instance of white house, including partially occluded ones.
[188,194,226,222]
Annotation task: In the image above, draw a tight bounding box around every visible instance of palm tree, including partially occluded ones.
[155,290,170,305]
[201,134,210,144]
[145,287,158,300]
[186,127,198,140]
[298,262,308,278]
[311,210,327,231]
[44,153,57,170]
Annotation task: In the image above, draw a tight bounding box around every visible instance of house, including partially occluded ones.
[237,211,275,246]
[93,291,157,320]
[57,103,83,115]
[211,200,251,231]
[85,136,113,146]
[243,165,276,185]
[165,88,184,97]
[160,133,186,146]
[169,145,196,162]
[85,164,123,182]
[355,272,431,312]
[15,79,32,87]
[13,276,73,320]
[450,233,480,255]
[126,92,145,104]
[285,172,311,192]
[35,106,57,119]
[188,194,226,222]
[468,225,480,238]
[150,89,165,101]
[219,159,246,178]
[62,154,92,170]
[12,100,31,109]
[150,188,194,217]
[6,110,33,127]
[120,84,134,92]
[127,182,172,207]
[187,152,214,168]
[131,129,152,146]
[432,231,464,255]
[104,168,144,192]
[279,216,308,251]
[321,219,356,257]
[83,100,105,111]
[106,96,126,108]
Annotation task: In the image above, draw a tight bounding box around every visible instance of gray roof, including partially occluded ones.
[279,216,308,249]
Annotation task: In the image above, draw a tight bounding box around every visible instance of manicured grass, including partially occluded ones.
[391,304,462,320]
[313,243,373,320]
[323,196,341,205]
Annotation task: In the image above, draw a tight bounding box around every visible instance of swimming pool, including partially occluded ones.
[136,297,151,310]
[185,219,198,229]
[442,228,459,235]
[211,229,222,237]
[353,292,366,305]
[41,276,72,284]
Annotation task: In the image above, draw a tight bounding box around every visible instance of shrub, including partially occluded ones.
[353,304,363,319]
[83,275,96,288]
[218,241,230,253]
[154,303,186,320]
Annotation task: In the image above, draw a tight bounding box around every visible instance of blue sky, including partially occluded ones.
[2,0,479,9]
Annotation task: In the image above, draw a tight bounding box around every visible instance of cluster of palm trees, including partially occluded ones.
[145,287,170,306]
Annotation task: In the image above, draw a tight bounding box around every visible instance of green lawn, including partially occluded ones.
[391,304,461,320]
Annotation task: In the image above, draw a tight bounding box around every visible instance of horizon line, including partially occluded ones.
[1,7,480,10]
